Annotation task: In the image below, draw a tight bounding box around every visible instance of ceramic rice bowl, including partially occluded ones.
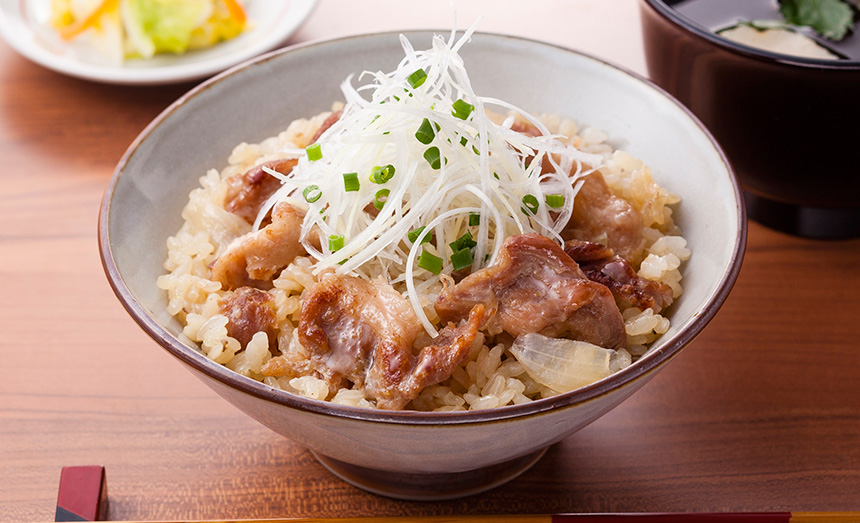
[99,30,746,500]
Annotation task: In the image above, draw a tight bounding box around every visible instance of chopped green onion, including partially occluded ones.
[370,164,395,184]
[469,213,480,226]
[545,194,565,208]
[424,146,442,170]
[306,143,322,161]
[328,235,344,252]
[303,185,322,203]
[452,98,474,120]
[408,68,427,88]
[450,231,477,252]
[459,135,480,154]
[450,248,473,271]
[342,172,360,192]
[373,188,390,210]
[418,250,443,274]
[415,118,436,145]
[522,194,540,215]
[408,226,432,245]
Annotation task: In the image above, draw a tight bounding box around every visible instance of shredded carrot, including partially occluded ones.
[58,0,119,40]
[222,0,246,26]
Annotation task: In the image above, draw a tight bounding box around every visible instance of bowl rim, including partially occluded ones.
[641,0,860,69]
[99,29,747,426]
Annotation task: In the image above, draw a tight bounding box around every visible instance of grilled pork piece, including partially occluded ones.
[564,171,645,263]
[224,159,296,224]
[210,202,307,290]
[220,287,278,349]
[435,233,626,349]
[564,239,673,314]
[265,273,485,410]
[368,305,485,410]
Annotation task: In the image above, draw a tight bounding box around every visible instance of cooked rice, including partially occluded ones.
[157,106,690,411]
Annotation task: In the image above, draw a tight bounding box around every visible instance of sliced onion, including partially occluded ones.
[509,333,616,393]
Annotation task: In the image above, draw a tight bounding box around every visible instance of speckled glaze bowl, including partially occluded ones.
[99,30,745,500]
[641,0,860,238]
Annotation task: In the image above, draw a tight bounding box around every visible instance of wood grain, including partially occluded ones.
[41,515,860,523]
[1,1,859,521]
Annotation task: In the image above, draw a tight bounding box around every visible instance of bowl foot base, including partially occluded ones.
[311,447,548,501]
[745,192,860,239]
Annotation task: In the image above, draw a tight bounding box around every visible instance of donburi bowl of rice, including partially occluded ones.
[99,29,746,500]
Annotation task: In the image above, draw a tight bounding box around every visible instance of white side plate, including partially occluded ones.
[0,0,317,84]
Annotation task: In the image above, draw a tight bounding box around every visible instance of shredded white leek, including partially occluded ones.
[255,23,605,336]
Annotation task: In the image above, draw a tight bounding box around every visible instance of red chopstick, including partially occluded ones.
[55,466,107,522]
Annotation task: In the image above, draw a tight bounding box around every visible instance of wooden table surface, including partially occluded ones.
[2,1,859,521]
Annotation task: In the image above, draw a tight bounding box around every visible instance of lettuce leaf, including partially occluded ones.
[124,0,211,55]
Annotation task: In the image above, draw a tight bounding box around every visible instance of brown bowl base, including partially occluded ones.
[744,193,860,240]
[311,447,548,500]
